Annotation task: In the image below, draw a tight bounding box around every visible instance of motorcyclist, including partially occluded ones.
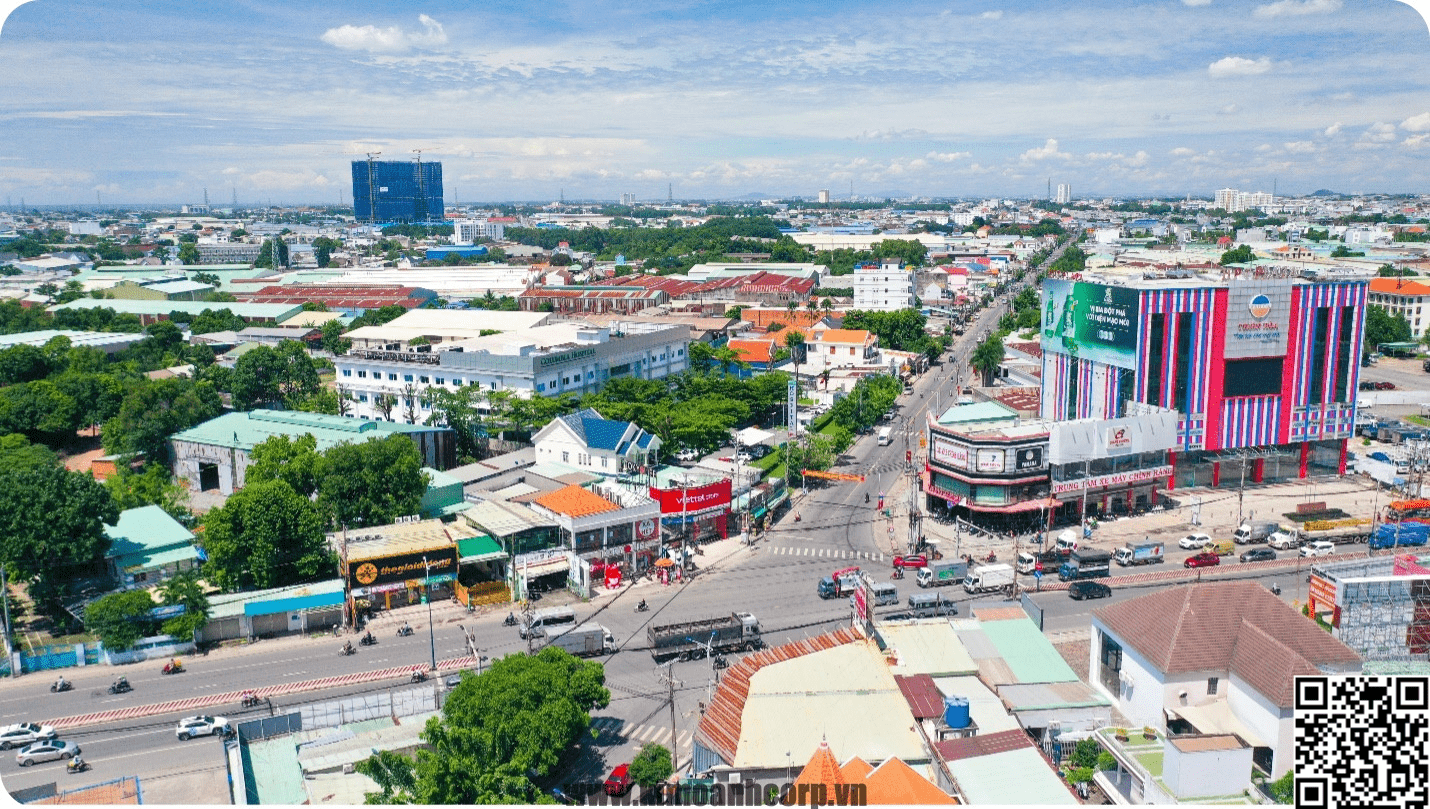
[363,630,375,644]
[67,754,84,772]
[865,493,870,504]
[114,676,129,691]
[342,640,354,655]
[401,622,412,635]
[505,612,515,625]
[638,598,648,611]
[55,675,67,691]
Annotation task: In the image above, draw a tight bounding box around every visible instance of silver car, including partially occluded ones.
[15,740,80,766]
[0,723,57,750]
[176,715,230,740]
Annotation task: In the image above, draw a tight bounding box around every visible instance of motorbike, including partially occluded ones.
[108,679,132,695]
[1269,582,1282,596]
[794,513,802,523]
[411,670,427,683]
[984,552,997,564]
[161,660,184,675]
[396,624,414,637]
[865,493,870,504]
[66,757,88,774]
[360,633,377,647]
[339,644,356,656]
[636,600,650,613]
[503,613,518,627]
[713,655,729,670]
[240,693,261,709]
[51,680,73,693]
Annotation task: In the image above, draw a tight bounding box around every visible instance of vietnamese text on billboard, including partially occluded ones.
[1041,280,1140,370]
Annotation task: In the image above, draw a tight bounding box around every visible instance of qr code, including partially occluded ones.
[1296,676,1429,809]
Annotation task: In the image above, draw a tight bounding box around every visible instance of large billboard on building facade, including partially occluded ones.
[648,479,732,514]
[1046,409,1180,465]
[347,546,459,592]
[1041,280,1140,370]
[975,448,1006,473]
[931,436,969,469]
[1224,279,1293,359]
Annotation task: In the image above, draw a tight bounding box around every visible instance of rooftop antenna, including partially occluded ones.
[850,180,854,201]
[96,191,102,208]
[1047,177,1051,201]
[365,151,382,224]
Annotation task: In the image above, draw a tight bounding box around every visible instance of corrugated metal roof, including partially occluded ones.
[463,498,555,537]
[893,674,945,719]
[881,622,979,677]
[945,747,1079,805]
[103,505,196,558]
[996,681,1111,711]
[979,617,1080,684]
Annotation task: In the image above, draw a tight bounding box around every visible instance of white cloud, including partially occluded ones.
[1400,112,1430,132]
[1354,121,1398,149]
[1323,123,1342,137]
[1020,139,1071,162]
[925,151,971,162]
[1404,134,1430,150]
[6,110,183,120]
[1283,140,1316,153]
[1170,147,1196,156]
[1254,0,1343,18]
[320,15,447,54]
[980,10,1003,19]
[1182,0,1213,5]
[1217,104,1241,115]
[1208,56,1272,77]
[244,169,333,191]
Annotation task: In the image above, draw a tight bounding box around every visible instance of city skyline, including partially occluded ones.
[1,0,1429,205]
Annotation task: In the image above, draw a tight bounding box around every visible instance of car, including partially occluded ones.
[1377,381,1397,390]
[674,448,700,462]
[15,740,79,766]
[1068,581,1112,600]
[176,716,230,740]
[1368,451,1393,464]
[1178,533,1212,550]
[747,444,774,459]
[1184,552,1220,569]
[1240,547,1277,563]
[604,763,632,796]
[734,452,753,463]
[1359,381,1376,391]
[0,723,57,750]
[1300,541,1337,558]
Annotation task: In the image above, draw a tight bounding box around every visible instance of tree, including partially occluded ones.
[356,646,610,804]
[0,432,58,471]
[312,236,342,269]
[188,307,248,335]
[54,279,87,304]
[156,571,209,639]
[0,380,80,443]
[102,377,224,463]
[245,433,322,498]
[0,463,118,590]
[629,743,673,791]
[1366,306,1412,349]
[318,434,429,529]
[252,238,289,269]
[176,242,201,265]
[319,318,352,355]
[0,344,54,385]
[1219,244,1256,265]
[971,334,1006,387]
[201,479,332,591]
[105,463,193,524]
[373,392,397,421]
[229,341,321,410]
[83,589,157,651]
[1268,770,1293,804]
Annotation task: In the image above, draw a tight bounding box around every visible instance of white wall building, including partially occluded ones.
[452,218,506,245]
[852,259,916,311]
[1055,183,1072,204]
[531,407,662,477]
[1215,188,1276,213]
[335,322,689,421]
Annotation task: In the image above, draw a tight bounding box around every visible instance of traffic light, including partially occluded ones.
[906,450,913,463]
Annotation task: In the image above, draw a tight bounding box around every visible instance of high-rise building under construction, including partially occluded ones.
[351,159,444,223]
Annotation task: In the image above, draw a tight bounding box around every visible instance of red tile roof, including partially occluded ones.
[727,338,777,364]
[532,484,622,518]
[1369,277,1430,296]
[235,284,430,310]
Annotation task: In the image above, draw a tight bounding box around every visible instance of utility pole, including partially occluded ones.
[422,556,437,671]
[1,564,13,679]
[340,526,351,632]
[658,663,681,765]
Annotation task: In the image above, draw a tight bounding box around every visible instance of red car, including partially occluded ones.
[605,763,632,796]
[1184,552,1220,569]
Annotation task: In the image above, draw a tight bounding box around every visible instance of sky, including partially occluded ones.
[0,0,1428,205]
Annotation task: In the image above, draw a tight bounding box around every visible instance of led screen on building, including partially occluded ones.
[1041,280,1140,370]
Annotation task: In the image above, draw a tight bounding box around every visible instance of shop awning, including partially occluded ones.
[751,506,768,520]
[457,535,506,563]
[516,555,570,578]
[967,498,1060,514]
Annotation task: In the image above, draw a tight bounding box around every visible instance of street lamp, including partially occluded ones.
[422,556,437,672]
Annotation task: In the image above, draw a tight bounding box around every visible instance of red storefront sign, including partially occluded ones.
[648,479,733,514]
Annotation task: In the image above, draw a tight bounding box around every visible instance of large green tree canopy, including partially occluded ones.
[0,461,118,588]
[200,478,332,592]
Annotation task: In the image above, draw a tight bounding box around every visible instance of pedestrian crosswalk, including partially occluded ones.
[765,546,885,561]
[590,716,694,752]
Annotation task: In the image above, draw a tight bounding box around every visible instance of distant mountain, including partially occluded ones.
[1308,189,1341,197]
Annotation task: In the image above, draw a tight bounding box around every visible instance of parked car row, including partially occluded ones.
[1359,381,1396,391]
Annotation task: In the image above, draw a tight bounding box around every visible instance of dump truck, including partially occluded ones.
[1295,519,1373,546]
[916,560,969,588]
[545,624,615,657]
[1058,549,1112,581]
[1113,540,1165,567]
[963,563,1015,594]
[648,613,762,662]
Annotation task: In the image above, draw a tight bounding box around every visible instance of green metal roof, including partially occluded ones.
[169,409,435,452]
[457,535,504,561]
[104,505,196,559]
[946,748,1079,805]
[122,545,201,572]
[48,298,303,322]
[979,617,1080,684]
[936,400,1019,426]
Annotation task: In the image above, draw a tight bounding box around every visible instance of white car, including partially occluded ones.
[1299,541,1336,558]
[176,716,230,740]
[1178,534,1212,550]
[15,739,79,766]
[674,448,700,462]
[0,723,56,750]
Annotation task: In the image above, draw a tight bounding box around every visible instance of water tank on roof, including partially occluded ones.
[943,696,970,729]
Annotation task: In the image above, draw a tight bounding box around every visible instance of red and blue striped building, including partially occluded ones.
[1042,274,1368,493]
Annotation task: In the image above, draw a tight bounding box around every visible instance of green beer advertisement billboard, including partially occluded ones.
[1041,280,1140,370]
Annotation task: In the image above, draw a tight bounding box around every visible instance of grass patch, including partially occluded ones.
[1408,415,1430,428]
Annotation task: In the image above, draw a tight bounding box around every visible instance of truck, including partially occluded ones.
[1368,522,1430,550]
[963,563,1015,594]
[1054,528,1084,555]
[1268,530,1301,550]
[1232,520,1281,545]
[1016,549,1065,575]
[916,560,969,588]
[1113,540,1165,567]
[1058,549,1112,582]
[648,613,763,662]
[545,624,615,657]
[878,427,893,446]
[817,566,862,599]
[1295,519,1373,546]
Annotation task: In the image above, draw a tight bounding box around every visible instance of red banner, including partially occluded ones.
[801,470,866,482]
[648,479,732,514]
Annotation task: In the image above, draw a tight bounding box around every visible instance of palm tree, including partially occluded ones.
[970,335,1006,388]
[821,297,834,314]
[785,299,798,322]
[806,298,819,313]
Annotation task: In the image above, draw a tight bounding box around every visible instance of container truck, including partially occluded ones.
[1058,549,1111,582]
[1368,522,1430,550]
[1232,520,1281,545]
[1113,541,1165,567]
[916,560,969,588]
[963,563,1015,594]
[648,613,763,662]
[1295,519,1373,546]
[545,624,615,657]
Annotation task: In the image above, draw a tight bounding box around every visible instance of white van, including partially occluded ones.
[520,606,576,639]
[878,427,893,446]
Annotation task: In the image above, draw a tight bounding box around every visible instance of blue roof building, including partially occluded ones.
[531,407,662,478]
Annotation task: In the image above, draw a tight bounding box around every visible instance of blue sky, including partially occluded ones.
[0,0,1428,204]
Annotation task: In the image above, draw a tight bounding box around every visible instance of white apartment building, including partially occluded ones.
[1214,188,1276,213]
[335,321,689,421]
[453,218,506,245]
[852,259,917,311]
[1368,277,1430,339]
[1055,183,1072,204]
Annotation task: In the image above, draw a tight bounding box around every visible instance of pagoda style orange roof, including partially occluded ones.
[791,741,956,805]
[532,484,622,518]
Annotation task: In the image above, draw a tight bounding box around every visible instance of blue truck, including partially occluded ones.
[1369,522,1430,550]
